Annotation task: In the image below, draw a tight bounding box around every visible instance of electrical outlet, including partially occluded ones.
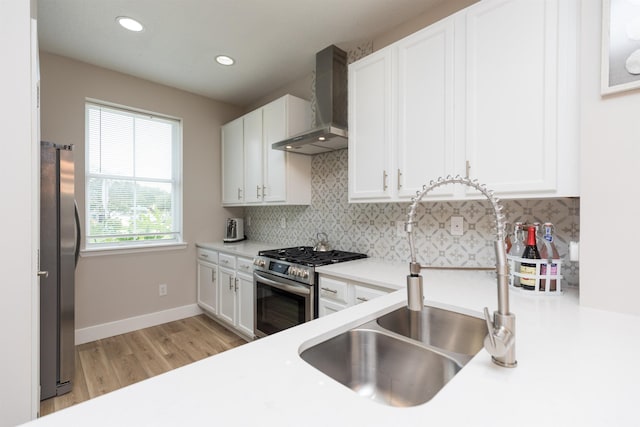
[159,284,167,296]
[280,217,286,229]
[450,216,464,236]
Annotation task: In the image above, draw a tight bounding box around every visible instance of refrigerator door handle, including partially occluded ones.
[74,200,81,266]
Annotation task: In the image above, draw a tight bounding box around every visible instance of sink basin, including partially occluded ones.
[377,305,486,357]
[300,328,461,407]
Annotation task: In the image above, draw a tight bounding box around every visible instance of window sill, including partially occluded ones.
[80,242,189,257]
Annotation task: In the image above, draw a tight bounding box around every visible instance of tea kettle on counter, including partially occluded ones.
[313,232,331,252]
[224,218,245,242]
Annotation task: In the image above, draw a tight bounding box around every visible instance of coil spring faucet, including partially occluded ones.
[405,175,517,368]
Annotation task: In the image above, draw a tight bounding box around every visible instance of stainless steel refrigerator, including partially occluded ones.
[40,141,80,400]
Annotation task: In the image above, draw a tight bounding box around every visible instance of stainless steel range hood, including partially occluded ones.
[272,45,348,155]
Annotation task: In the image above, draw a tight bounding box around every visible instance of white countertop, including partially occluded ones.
[27,258,640,426]
[196,240,278,258]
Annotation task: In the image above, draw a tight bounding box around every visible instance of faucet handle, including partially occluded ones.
[483,307,496,348]
[483,307,516,363]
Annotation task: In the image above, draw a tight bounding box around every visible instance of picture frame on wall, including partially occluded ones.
[601,0,640,95]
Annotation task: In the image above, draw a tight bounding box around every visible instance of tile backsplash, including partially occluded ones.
[245,149,579,287]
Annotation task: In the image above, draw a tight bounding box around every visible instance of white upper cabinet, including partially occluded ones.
[221,94,312,206]
[348,0,578,202]
[243,109,264,204]
[348,48,394,200]
[396,17,458,199]
[221,117,244,204]
[463,0,571,196]
[262,95,312,204]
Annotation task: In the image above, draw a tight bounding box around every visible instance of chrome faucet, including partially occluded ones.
[405,175,517,368]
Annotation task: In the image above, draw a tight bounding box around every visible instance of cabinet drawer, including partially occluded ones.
[218,253,236,269]
[318,276,350,304]
[197,248,218,264]
[237,257,255,276]
[354,284,390,305]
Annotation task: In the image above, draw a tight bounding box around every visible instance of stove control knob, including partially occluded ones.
[253,258,266,267]
[287,266,296,276]
[301,269,309,279]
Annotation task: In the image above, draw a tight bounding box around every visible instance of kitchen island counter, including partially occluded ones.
[28,261,640,426]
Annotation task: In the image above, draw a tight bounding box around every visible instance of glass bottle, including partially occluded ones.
[539,222,560,291]
[504,222,512,254]
[508,222,525,287]
[520,226,541,291]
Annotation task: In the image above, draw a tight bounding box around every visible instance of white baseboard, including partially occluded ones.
[75,304,203,344]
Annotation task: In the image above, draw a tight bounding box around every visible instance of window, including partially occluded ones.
[85,101,182,249]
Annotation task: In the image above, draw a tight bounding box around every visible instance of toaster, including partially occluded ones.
[224,218,244,242]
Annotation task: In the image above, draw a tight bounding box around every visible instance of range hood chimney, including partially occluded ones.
[272,45,348,155]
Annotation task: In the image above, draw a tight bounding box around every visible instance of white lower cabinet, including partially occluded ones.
[318,275,393,317]
[196,249,218,315]
[197,248,255,340]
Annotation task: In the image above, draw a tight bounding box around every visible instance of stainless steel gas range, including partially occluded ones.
[252,246,367,338]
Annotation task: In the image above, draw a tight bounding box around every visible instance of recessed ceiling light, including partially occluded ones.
[116,16,144,32]
[216,55,235,66]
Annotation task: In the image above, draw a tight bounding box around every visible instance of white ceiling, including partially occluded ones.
[37,0,444,107]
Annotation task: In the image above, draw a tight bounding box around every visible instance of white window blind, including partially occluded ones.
[85,102,182,248]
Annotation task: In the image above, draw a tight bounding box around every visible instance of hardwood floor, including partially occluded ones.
[39,314,247,416]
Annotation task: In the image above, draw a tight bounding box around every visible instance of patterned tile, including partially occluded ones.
[245,149,580,287]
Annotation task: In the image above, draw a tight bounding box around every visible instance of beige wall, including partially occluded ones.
[39,53,244,329]
[578,1,640,316]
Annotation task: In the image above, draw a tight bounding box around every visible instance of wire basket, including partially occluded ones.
[507,255,563,295]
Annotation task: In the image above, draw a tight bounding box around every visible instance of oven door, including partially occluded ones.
[254,270,314,338]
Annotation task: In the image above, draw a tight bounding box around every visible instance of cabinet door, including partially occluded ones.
[353,284,390,305]
[262,97,287,202]
[348,48,394,201]
[464,0,558,194]
[318,298,348,318]
[243,109,264,203]
[218,268,236,325]
[396,18,458,198]
[221,117,245,204]
[197,261,217,314]
[236,272,254,338]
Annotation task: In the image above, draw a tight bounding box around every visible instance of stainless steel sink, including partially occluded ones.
[300,305,487,407]
[376,305,486,357]
[300,328,461,407]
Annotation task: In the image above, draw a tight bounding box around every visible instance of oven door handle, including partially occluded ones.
[254,271,311,297]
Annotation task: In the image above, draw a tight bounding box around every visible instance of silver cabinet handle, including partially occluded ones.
[356,296,368,302]
[212,270,216,282]
[234,278,239,292]
[228,276,233,290]
[466,160,471,179]
[221,259,229,265]
[201,253,208,258]
[262,185,266,198]
[397,169,402,190]
[37,270,49,278]
[237,188,242,200]
[321,287,337,294]
[256,185,261,198]
[383,170,388,191]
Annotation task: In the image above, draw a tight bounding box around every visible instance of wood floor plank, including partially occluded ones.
[78,345,121,398]
[122,330,172,377]
[39,314,247,418]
